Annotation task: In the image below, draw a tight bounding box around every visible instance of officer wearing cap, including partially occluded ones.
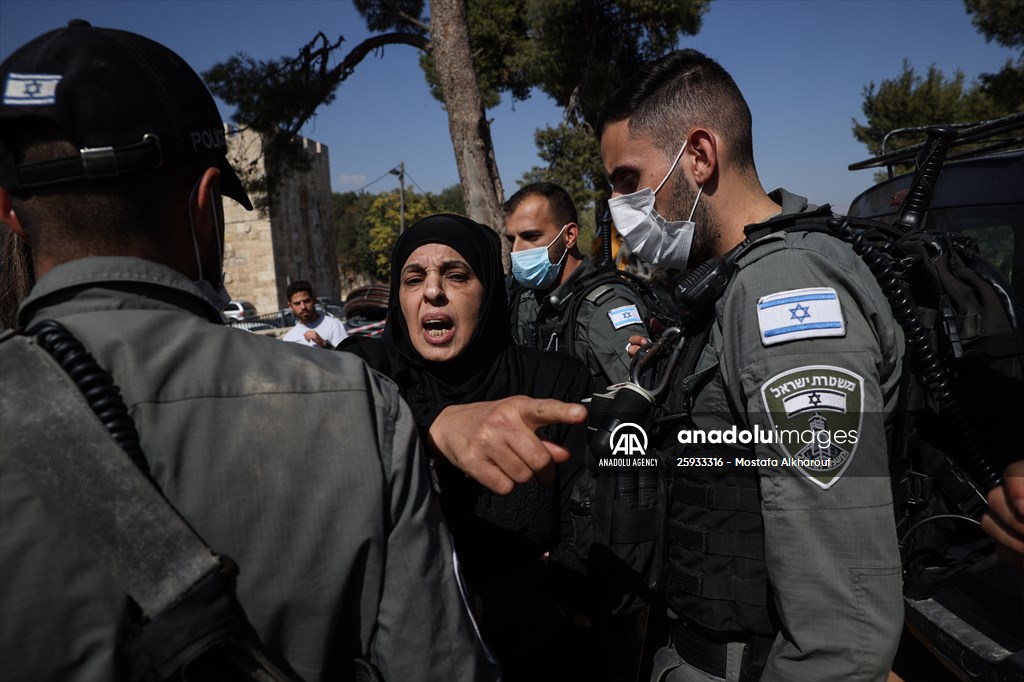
[0,21,496,682]
[596,50,905,681]
[505,182,649,391]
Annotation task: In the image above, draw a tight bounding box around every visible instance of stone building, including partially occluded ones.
[220,126,339,316]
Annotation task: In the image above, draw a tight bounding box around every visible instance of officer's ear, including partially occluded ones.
[686,128,717,186]
[564,222,579,250]
[0,188,27,242]
[191,166,221,246]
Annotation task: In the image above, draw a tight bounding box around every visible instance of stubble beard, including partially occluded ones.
[663,171,719,270]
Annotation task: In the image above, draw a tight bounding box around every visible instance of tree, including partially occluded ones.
[519,122,605,254]
[853,1,1023,178]
[205,0,709,254]
[365,190,436,277]
[205,30,427,215]
[429,0,505,233]
[422,0,709,256]
[853,60,1018,178]
[335,185,465,281]
[206,1,502,227]
[334,191,377,276]
[964,0,1024,114]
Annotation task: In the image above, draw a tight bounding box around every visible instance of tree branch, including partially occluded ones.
[281,31,431,138]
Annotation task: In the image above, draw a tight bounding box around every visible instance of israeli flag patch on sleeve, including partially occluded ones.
[608,304,642,330]
[756,287,845,346]
[3,73,62,105]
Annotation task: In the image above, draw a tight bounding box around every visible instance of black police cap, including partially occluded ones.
[0,20,252,210]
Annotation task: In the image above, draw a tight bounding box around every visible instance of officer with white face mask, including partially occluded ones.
[596,49,905,682]
[607,140,702,270]
[505,181,650,391]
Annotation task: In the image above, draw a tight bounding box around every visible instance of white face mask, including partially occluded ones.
[607,140,703,269]
[187,177,231,310]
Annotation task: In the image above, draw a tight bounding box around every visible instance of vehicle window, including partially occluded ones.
[926,205,1023,299]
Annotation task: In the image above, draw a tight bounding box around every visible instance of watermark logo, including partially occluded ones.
[609,422,648,456]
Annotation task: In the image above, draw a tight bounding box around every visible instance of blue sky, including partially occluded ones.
[1,0,1015,212]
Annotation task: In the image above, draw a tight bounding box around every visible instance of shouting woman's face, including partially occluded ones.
[398,243,484,363]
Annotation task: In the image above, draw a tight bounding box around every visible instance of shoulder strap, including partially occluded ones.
[1,322,303,681]
[741,203,835,243]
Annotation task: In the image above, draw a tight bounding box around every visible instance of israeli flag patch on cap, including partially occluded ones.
[3,73,62,105]
[608,304,642,330]
[757,287,845,346]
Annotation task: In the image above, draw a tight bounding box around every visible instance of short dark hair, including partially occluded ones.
[287,280,315,301]
[597,49,756,173]
[7,119,204,260]
[503,182,578,226]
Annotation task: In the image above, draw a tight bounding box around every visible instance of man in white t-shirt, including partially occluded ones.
[282,280,349,349]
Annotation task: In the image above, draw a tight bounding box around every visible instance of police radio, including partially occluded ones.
[673,240,749,320]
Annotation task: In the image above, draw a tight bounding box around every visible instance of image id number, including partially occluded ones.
[676,457,724,468]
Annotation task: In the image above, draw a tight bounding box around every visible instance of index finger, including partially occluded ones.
[517,397,587,431]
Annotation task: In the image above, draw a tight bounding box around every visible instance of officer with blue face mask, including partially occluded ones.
[505,182,650,391]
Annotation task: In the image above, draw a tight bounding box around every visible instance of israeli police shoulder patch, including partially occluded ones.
[608,304,642,330]
[759,365,864,490]
[756,287,845,346]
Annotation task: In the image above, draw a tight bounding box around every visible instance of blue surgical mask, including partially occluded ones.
[511,224,568,290]
[607,141,702,269]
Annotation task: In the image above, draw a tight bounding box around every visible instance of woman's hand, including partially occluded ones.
[428,397,587,494]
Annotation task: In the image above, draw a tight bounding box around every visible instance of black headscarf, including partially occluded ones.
[340,213,591,605]
[344,213,524,407]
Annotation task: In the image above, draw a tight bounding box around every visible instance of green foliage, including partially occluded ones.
[205,1,707,223]
[854,2,1023,179]
[517,122,605,254]
[334,191,377,275]
[853,61,1015,178]
[977,59,1024,113]
[964,0,1024,114]
[418,0,708,129]
[420,0,532,109]
[335,185,466,280]
[964,0,1024,49]
[352,0,428,35]
[366,191,436,277]
[205,29,427,215]
[521,0,708,127]
[431,184,467,215]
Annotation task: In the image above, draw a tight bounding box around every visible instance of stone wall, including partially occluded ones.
[221,126,339,316]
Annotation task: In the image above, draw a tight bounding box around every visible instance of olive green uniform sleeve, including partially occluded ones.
[367,372,498,682]
[574,287,649,387]
[715,231,905,682]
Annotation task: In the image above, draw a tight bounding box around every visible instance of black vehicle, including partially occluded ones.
[847,113,1024,682]
[848,115,1023,302]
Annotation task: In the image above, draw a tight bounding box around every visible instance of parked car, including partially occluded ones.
[847,114,1023,682]
[221,300,258,322]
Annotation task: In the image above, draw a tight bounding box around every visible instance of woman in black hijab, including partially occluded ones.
[342,214,593,680]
